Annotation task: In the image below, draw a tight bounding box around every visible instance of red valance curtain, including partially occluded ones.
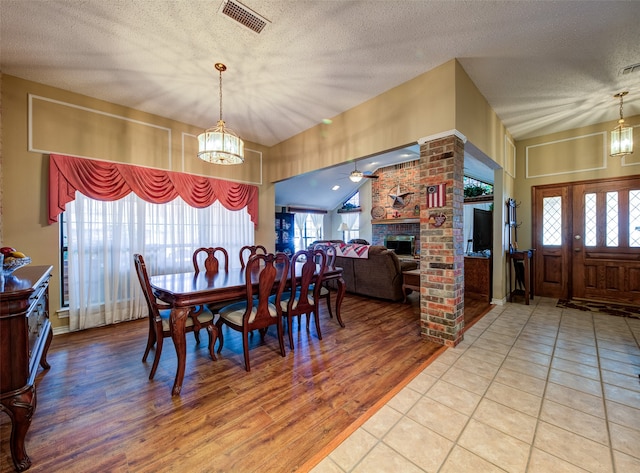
[48,154,259,226]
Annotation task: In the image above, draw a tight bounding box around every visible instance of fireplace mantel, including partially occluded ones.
[371,218,419,225]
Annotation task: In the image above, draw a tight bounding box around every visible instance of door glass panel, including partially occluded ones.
[630,190,640,247]
[606,192,618,247]
[584,193,596,246]
[542,196,562,245]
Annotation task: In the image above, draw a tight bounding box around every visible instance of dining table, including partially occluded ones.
[150,262,345,395]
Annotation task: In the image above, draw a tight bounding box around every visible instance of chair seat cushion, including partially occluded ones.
[219,300,278,325]
[159,306,214,332]
[272,291,314,312]
[308,283,329,296]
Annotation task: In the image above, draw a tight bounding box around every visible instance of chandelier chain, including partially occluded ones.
[219,68,223,123]
[619,94,624,121]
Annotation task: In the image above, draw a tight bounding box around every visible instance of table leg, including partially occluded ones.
[169,307,190,396]
[40,323,53,369]
[334,275,346,328]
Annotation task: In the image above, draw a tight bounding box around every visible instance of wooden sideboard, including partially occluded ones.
[0,265,53,472]
[464,256,492,302]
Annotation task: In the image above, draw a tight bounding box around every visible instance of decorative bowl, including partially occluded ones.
[2,256,31,275]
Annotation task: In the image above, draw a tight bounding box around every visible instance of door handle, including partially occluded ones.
[575,247,582,252]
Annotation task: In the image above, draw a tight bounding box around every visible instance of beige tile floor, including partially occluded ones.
[311,297,640,473]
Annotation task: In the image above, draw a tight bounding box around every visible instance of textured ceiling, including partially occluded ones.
[2,0,639,147]
[2,0,639,210]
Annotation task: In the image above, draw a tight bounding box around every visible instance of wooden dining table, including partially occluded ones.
[150,263,345,395]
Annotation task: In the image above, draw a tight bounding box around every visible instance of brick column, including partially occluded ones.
[419,132,465,347]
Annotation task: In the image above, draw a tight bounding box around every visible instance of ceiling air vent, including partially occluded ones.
[221,0,269,34]
[621,62,640,75]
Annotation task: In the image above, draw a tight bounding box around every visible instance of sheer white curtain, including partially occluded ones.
[340,212,359,241]
[294,212,308,250]
[65,192,254,331]
[310,213,324,241]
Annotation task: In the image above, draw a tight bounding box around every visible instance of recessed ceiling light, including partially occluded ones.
[332,185,340,191]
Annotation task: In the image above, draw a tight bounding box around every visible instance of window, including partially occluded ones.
[343,192,360,209]
[542,196,562,245]
[62,192,253,329]
[293,213,323,251]
[338,192,360,241]
[463,176,493,198]
[584,193,597,246]
[606,192,619,247]
[630,190,640,247]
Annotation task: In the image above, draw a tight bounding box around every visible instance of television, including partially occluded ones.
[472,208,493,253]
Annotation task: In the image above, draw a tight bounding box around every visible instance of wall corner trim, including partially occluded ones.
[417,129,467,145]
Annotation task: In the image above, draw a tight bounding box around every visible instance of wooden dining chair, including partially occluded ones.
[193,247,229,274]
[214,252,290,371]
[278,249,326,350]
[312,243,336,319]
[239,245,268,269]
[133,254,217,380]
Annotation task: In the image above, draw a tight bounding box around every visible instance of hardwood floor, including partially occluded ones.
[1,293,490,473]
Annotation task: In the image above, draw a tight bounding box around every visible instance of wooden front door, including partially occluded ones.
[571,177,640,305]
[533,176,640,304]
[532,185,571,299]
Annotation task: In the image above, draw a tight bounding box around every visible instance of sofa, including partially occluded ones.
[326,244,418,301]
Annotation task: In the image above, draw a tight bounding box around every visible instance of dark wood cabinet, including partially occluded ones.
[275,212,295,255]
[1,265,53,472]
[464,256,491,302]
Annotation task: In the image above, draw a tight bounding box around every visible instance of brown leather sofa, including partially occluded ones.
[329,245,418,301]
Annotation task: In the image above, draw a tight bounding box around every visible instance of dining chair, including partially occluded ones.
[193,247,229,274]
[278,249,326,350]
[214,252,290,371]
[312,243,336,319]
[239,245,268,269]
[133,254,217,380]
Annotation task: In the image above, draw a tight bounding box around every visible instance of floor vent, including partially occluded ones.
[621,62,640,75]
[221,0,269,34]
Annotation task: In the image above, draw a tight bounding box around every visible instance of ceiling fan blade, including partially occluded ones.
[362,174,378,179]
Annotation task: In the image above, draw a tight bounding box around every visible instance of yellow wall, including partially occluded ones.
[514,119,639,250]
[269,60,457,182]
[1,74,273,330]
[2,58,515,331]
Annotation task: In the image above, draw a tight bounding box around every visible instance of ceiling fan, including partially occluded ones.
[349,163,379,182]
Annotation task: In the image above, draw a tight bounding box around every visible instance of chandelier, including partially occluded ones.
[198,63,245,164]
[610,91,634,157]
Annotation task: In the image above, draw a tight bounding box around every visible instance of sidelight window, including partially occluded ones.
[630,190,640,247]
[542,196,562,245]
[584,193,597,246]
[606,192,619,247]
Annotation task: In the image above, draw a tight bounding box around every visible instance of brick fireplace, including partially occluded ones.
[370,160,420,251]
[372,222,419,249]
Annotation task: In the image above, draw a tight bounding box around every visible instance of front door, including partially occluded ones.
[533,176,640,304]
[571,177,640,305]
[532,186,571,299]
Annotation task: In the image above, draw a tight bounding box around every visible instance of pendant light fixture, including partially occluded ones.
[198,63,245,164]
[610,91,634,157]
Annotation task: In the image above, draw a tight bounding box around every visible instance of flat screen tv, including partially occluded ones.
[473,208,493,253]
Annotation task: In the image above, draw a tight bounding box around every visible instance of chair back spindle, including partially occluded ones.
[193,247,229,274]
[239,245,268,269]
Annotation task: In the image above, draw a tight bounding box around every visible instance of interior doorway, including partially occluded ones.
[533,175,640,305]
